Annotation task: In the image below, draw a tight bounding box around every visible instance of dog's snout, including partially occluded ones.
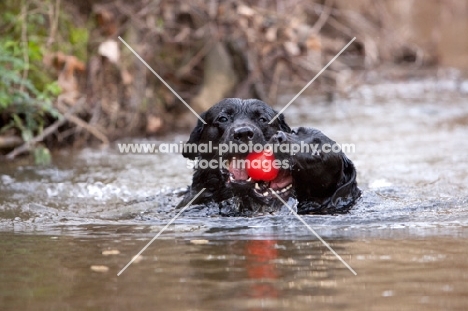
[233,126,254,141]
[274,131,288,143]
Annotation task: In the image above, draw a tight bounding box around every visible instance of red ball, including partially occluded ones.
[246,151,279,181]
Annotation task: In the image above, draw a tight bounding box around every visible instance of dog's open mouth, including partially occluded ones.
[224,156,293,198]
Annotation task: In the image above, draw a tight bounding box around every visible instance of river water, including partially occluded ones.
[1,74,468,310]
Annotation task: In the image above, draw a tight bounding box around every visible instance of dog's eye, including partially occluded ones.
[259,117,268,123]
[217,116,228,123]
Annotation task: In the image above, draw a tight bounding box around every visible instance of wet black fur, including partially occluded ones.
[271,127,361,214]
[178,98,361,215]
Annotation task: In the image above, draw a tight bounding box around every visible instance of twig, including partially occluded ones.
[47,0,61,47]
[268,61,285,105]
[61,114,109,145]
[208,0,218,18]
[56,99,110,145]
[5,97,86,160]
[19,0,29,94]
[311,0,334,34]
[176,39,216,78]
[0,135,23,150]
[326,15,356,38]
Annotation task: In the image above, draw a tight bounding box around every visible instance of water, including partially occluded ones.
[1,75,468,310]
[1,234,467,310]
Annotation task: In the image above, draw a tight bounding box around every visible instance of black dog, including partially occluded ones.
[178,98,360,215]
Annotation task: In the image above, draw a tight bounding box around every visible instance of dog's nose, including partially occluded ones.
[274,131,287,143]
[233,126,254,141]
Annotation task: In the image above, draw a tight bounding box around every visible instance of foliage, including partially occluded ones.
[0,0,62,160]
[0,42,61,141]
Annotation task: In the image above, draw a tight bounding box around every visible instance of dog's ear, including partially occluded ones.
[182,114,205,159]
[277,113,291,133]
[330,155,361,208]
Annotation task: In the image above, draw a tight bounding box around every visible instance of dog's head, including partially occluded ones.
[270,127,361,214]
[182,98,293,210]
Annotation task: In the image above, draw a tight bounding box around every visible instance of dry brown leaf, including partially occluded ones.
[146,115,163,134]
[284,41,301,56]
[260,45,273,57]
[190,239,209,245]
[98,40,120,64]
[306,35,322,51]
[121,69,133,85]
[102,249,120,256]
[237,5,255,16]
[90,265,109,272]
[265,28,277,42]
[238,17,249,29]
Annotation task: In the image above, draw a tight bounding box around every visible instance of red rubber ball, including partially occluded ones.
[246,151,279,181]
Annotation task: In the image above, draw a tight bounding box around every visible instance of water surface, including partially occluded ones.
[1,76,468,310]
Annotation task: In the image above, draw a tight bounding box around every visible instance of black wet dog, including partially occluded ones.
[178,98,360,215]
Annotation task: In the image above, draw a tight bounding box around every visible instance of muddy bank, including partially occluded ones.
[4,0,468,160]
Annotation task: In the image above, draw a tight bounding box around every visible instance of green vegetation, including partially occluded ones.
[0,41,61,142]
[0,1,61,156]
[0,0,88,162]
